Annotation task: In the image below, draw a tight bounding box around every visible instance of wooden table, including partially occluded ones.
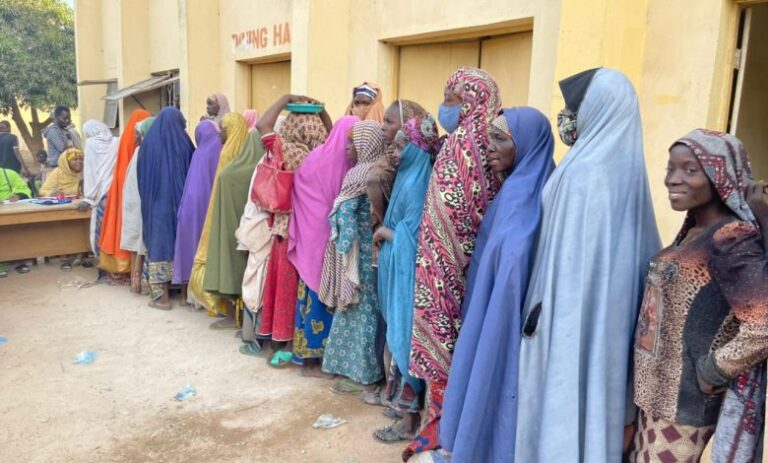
[0,202,90,261]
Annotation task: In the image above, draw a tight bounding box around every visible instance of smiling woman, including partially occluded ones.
[630,129,768,463]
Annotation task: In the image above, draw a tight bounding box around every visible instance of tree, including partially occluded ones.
[0,0,77,155]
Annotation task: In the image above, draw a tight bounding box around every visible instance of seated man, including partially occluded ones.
[0,166,33,277]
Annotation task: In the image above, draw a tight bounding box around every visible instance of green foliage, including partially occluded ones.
[0,0,77,114]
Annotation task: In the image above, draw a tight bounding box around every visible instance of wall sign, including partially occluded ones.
[231,22,291,52]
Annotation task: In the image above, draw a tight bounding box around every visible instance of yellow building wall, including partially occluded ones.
[635,0,739,244]
[149,0,181,73]
[218,0,292,115]
[74,0,106,132]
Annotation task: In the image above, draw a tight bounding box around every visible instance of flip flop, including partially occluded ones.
[269,351,293,368]
[15,264,30,274]
[209,318,238,330]
[372,425,415,444]
[148,300,172,311]
[360,389,384,406]
[300,367,337,379]
[239,342,264,357]
[382,407,403,420]
[330,378,366,395]
[0,270,7,278]
[60,262,72,271]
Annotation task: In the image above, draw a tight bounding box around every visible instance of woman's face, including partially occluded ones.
[442,88,463,107]
[345,132,358,162]
[206,97,220,117]
[352,94,373,117]
[665,144,715,211]
[219,125,228,144]
[68,157,84,173]
[382,104,401,145]
[488,126,516,174]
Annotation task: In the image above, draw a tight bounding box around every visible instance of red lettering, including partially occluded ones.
[283,22,290,45]
[273,23,282,46]
[259,27,268,48]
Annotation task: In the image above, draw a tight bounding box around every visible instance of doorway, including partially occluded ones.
[728,3,768,179]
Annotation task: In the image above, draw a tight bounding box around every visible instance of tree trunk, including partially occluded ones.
[10,100,51,156]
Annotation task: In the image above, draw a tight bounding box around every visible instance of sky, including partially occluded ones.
[64,0,74,9]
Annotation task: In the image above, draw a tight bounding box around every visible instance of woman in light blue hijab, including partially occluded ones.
[515,68,661,463]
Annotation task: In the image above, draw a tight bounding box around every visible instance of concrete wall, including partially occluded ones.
[73,0,766,243]
[148,0,181,73]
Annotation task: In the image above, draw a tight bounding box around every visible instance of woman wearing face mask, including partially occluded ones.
[515,68,661,463]
[346,82,385,122]
[630,130,768,463]
[439,107,555,463]
[406,67,501,460]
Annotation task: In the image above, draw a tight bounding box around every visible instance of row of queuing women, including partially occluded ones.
[77,68,767,463]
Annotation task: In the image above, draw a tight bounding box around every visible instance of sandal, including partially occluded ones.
[81,261,93,268]
[330,378,366,395]
[15,264,30,274]
[300,367,337,379]
[383,407,403,420]
[0,270,7,278]
[60,262,72,271]
[372,424,415,443]
[360,388,384,406]
[239,342,264,358]
[269,351,293,368]
[148,300,172,311]
[209,318,238,330]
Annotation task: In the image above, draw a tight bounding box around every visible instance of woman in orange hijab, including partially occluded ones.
[97,109,151,276]
[345,82,385,122]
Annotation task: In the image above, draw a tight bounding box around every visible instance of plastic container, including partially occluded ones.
[285,103,324,114]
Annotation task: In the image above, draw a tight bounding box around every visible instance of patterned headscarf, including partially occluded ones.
[345,82,385,122]
[672,129,755,242]
[395,113,442,160]
[409,66,502,383]
[278,112,328,170]
[330,120,385,215]
[64,147,84,161]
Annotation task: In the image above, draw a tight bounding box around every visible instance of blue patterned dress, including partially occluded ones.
[321,196,383,384]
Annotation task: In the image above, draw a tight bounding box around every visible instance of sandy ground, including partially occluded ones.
[0,262,404,463]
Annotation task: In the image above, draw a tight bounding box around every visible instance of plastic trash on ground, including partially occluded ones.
[73,350,97,364]
[313,414,347,429]
[0,336,7,345]
[174,384,197,401]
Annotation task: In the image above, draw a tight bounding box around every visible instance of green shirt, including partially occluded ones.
[0,168,32,201]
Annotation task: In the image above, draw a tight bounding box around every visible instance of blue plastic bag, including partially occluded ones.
[73,350,97,365]
[174,384,197,401]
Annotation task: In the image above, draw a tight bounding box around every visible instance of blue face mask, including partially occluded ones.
[438,103,462,133]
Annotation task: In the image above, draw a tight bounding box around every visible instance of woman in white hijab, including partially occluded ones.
[80,120,119,256]
[514,68,661,463]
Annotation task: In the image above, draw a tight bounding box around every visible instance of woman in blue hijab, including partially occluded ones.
[372,101,441,444]
[137,106,195,309]
[438,107,555,462]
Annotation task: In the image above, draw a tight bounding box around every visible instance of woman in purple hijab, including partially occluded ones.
[438,107,555,462]
[172,120,222,295]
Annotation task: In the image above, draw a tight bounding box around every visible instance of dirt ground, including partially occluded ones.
[0,262,404,463]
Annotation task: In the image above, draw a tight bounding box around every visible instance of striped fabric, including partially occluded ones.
[318,121,384,310]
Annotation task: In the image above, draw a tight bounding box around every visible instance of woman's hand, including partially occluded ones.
[76,201,90,212]
[8,195,19,202]
[745,179,768,222]
[697,375,727,396]
[373,226,393,243]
